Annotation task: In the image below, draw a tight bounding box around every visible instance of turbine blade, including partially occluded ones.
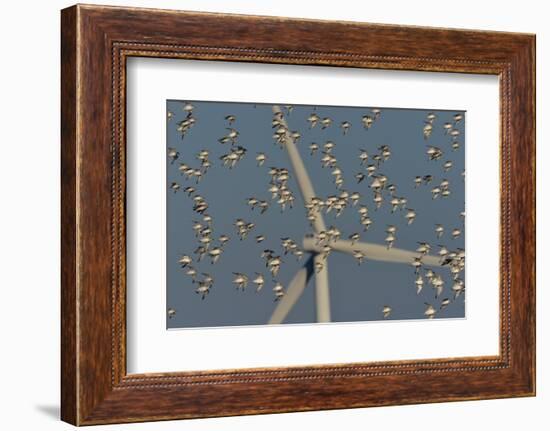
[302,237,442,267]
[268,255,314,324]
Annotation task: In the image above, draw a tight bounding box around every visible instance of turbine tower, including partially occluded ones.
[268,105,443,324]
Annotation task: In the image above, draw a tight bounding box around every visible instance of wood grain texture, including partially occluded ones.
[60,4,536,425]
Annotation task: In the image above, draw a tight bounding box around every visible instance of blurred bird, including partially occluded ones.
[232,273,248,290]
[314,261,324,273]
[415,274,424,294]
[348,232,360,245]
[185,267,197,280]
[208,247,223,264]
[353,250,366,265]
[182,102,194,113]
[424,303,436,319]
[350,192,361,206]
[178,255,192,268]
[309,142,319,155]
[385,233,396,249]
[341,121,351,135]
[167,147,179,163]
[256,153,267,166]
[307,112,320,128]
[452,279,465,298]
[426,146,443,160]
[321,117,332,129]
[405,209,417,225]
[253,273,265,291]
[423,123,433,140]
[431,274,444,298]
[273,282,285,301]
[361,115,374,129]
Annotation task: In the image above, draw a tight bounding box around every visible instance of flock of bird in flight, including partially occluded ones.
[166,101,465,323]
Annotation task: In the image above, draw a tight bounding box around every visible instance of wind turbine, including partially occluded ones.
[268,105,443,325]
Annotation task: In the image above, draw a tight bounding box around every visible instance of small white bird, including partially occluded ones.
[340,121,351,135]
[383,305,392,319]
[232,273,248,290]
[350,192,361,206]
[405,209,417,225]
[423,123,433,140]
[307,112,320,128]
[195,282,211,300]
[167,147,179,163]
[431,274,444,298]
[416,242,431,255]
[252,273,265,292]
[385,233,396,249]
[273,282,285,301]
[360,217,373,231]
[415,274,424,294]
[170,182,181,193]
[314,261,324,273]
[452,228,462,239]
[424,303,437,319]
[348,232,360,245]
[178,255,192,268]
[362,115,374,129]
[182,102,194,113]
[321,117,332,129]
[167,308,176,319]
[208,247,223,264]
[185,267,197,280]
[309,142,319,155]
[452,279,465,298]
[358,149,369,165]
[353,250,366,265]
[256,153,267,166]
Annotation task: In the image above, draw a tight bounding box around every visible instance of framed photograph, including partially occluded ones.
[61,4,536,425]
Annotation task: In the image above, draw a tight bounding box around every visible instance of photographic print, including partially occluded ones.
[166,100,465,329]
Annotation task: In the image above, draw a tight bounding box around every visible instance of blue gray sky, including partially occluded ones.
[166,100,465,329]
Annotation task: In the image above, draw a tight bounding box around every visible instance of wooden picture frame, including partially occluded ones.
[61,4,535,425]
